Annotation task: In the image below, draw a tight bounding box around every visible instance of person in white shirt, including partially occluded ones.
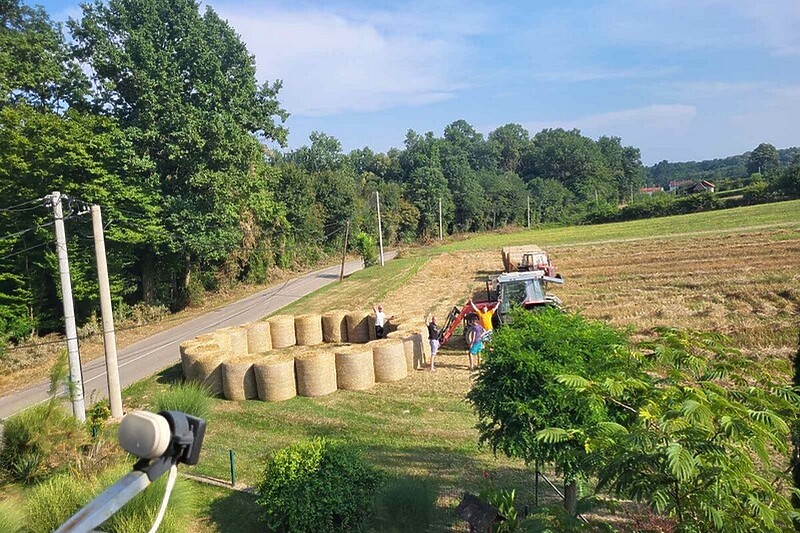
[372,304,395,339]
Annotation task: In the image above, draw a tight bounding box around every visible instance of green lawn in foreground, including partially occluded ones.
[442,199,800,251]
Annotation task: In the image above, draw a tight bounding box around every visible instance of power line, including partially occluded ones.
[0,241,49,261]
[0,197,46,212]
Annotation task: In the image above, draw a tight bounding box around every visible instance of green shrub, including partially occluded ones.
[0,402,87,482]
[25,473,94,533]
[257,438,382,533]
[0,499,24,533]
[354,231,378,268]
[153,381,212,420]
[373,476,437,533]
[98,463,196,533]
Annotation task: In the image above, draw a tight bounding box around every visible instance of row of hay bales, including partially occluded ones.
[179,310,430,403]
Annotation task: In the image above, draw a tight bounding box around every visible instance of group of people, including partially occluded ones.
[372,298,501,372]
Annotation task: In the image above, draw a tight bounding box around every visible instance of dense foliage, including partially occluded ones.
[256,438,382,533]
[469,309,800,531]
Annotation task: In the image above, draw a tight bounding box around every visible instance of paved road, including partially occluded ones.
[0,253,395,420]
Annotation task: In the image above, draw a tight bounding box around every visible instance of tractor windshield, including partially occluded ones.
[499,280,546,313]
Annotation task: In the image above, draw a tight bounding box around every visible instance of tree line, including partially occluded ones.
[1,0,798,348]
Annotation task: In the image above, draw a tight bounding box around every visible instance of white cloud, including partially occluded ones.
[535,66,679,82]
[658,81,765,99]
[217,4,487,117]
[525,104,697,137]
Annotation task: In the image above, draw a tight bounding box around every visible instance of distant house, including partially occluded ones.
[669,180,716,194]
[639,186,664,195]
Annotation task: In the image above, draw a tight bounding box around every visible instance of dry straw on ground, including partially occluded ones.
[268,315,296,348]
[346,312,370,343]
[295,347,338,397]
[253,353,297,402]
[371,338,408,382]
[222,355,261,401]
[322,310,349,343]
[193,350,229,395]
[334,344,375,390]
[295,313,324,346]
[246,321,271,353]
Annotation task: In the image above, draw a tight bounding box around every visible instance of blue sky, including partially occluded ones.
[41,0,800,164]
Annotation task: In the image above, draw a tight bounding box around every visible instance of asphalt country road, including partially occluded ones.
[0,253,396,420]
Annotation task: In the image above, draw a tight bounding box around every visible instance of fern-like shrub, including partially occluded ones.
[257,438,381,533]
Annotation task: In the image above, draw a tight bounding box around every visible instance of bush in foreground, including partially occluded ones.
[153,381,212,420]
[25,473,94,533]
[0,499,24,533]
[0,402,87,482]
[373,476,437,532]
[257,438,382,532]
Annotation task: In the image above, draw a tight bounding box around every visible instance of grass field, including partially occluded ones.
[17,200,800,532]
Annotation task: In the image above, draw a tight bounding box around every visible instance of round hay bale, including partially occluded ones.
[195,331,231,350]
[180,341,223,381]
[246,321,272,353]
[334,345,375,391]
[295,348,337,397]
[193,350,230,396]
[222,355,260,401]
[219,326,248,355]
[253,353,296,402]
[321,310,349,343]
[387,330,424,372]
[367,314,377,340]
[295,313,324,346]
[268,315,296,348]
[371,338,408,382]
[346,312,370,343]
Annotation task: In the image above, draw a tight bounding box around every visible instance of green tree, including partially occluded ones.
[747,143,781,177]
[289,131,348,174]
[488,123,530,173]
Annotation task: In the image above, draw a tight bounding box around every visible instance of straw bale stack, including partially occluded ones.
[371,338,408,382]
[246,321,272,353]
[322,310,349,343]
[295,347,337,397]
[295,313,324,346]
[367,314,377,340]
[417,324,432,359]
[346,312,370,343]
[216,326,248,355]
[268,315,296,348]
[253,353,296,402]
[387,330,424,372]
[222,355,260,401]
[502,244,544,272]
[334,345,375,391]
[180,341,222,381]
[193,350,230,395]
[195,331,230,350]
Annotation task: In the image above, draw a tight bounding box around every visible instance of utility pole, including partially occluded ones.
[375,191,385,267]
[339,219,350,282]
[438,197,443,241]
[594,188,599,204]
[527,195,531,229]
[51,191,85,422]
[91,205,123,419]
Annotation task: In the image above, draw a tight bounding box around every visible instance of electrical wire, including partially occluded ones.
[0,197,45,212]
[0,241,49,261]
[147,464,178,533]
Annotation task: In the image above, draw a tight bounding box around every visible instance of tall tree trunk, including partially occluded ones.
[142,252,156,305]
[564,480,578,516]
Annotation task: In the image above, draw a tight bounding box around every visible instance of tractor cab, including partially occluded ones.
[493,271,563,314]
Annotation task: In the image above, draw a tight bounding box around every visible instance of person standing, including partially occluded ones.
[427,316,441,371]
[468,298,500,338]
[372,304,394,339]
[466,318,485,370]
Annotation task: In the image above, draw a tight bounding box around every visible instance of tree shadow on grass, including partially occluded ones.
[206,489,264,533]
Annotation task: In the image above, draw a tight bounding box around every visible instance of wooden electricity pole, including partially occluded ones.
[376,191,385,266]
[339,220,350,282]
[527,195,531,229]
[51,191,85,422]
[91,205,123,419]
[438,197,443,241]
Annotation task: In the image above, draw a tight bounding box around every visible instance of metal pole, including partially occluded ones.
[339,220,350,282]
[91,205,123,419]
[534,459,539,506]
[51,191,85,422]
[438,197,443,240]
[376,191,385,267]
[229,449,236,486]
